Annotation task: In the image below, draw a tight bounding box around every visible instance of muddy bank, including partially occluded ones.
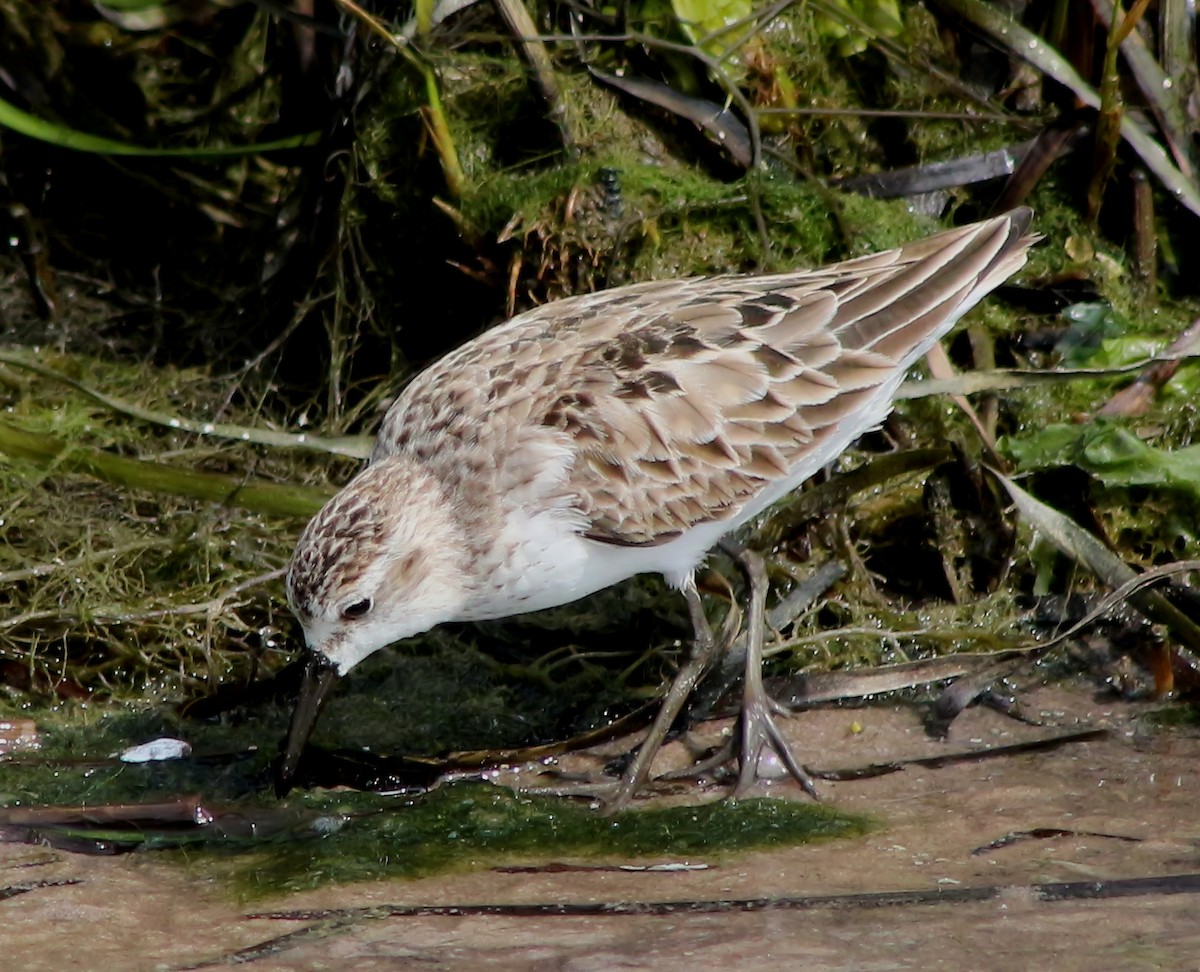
[3,685,1198,971]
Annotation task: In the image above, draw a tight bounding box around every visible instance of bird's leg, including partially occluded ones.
[604,577,722,814]
[732,546,819,799]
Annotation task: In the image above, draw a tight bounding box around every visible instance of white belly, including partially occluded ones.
[460,374,901,622]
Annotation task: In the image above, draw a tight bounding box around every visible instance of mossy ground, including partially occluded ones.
[1,684,869,900]
[2,0,1199,898]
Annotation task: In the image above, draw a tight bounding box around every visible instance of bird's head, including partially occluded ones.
[276,456,468,792]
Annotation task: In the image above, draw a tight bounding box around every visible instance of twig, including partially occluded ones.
[929,0,1200,218]
[0,352,370,459]
[895,353,1200,400]
[1089,0,1196,179]
[0,420,332,518]
[330,0,465,197]
[242,872,1200,924]
[0,539,170,585]
[0,569,285,631]
[1096,316,1200,417]
[493,0,578,151]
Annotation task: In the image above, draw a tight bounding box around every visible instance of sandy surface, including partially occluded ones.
[4,685,1198,971]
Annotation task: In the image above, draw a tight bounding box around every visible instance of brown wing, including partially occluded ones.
[375,210,1036,546]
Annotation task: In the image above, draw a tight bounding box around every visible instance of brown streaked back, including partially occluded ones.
[372,210,1036,547]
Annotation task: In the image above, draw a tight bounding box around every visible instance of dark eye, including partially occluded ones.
[340,597,372,621]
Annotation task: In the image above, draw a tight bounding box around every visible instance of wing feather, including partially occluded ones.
[372,210,1037,546]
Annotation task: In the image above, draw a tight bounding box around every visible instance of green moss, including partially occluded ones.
[0,347,362,698]
[219,785,870,899]
[2,697,870,900]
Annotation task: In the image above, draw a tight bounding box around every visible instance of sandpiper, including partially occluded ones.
[278,209,1037,808]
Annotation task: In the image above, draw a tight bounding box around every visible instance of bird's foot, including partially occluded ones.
[519,691,816,809]
[652,696,817,798]
[733,690,817,798]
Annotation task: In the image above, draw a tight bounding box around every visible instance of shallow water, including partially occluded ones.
[4,684,1198,971]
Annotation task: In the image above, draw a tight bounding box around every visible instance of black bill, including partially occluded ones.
[275,652,339,797]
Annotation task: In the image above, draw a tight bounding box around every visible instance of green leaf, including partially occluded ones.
[0,94,319,157]
[670,0,754,63]
[1002,423,1200,500]
[1055,302,1125,366]
[672,0,753,40]
[814,0,904,57]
